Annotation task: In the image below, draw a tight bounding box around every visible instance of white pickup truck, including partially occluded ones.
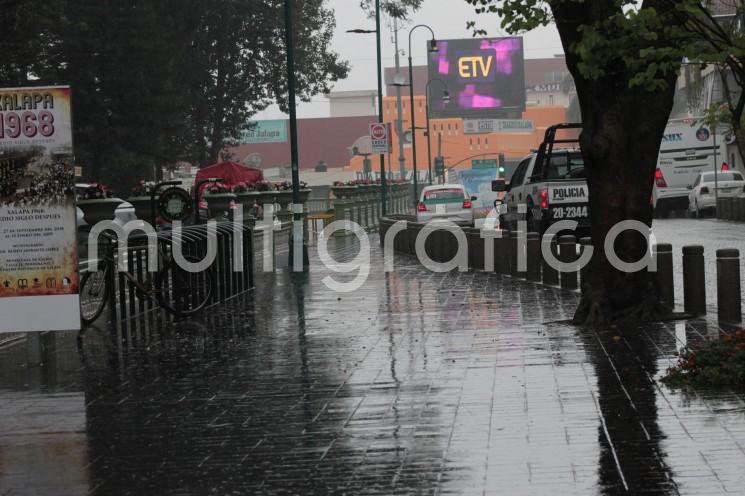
[493,123,590,236]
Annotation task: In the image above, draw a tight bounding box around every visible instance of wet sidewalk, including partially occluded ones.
[1,235,745,495]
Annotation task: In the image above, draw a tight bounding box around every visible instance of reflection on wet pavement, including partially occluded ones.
[1,235,744,495]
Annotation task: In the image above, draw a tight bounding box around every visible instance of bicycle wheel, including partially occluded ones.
[155,255,214,317]
[80,268,109,326]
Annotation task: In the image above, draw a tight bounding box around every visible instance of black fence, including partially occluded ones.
[91,222,253,330]
[380,217,743,324]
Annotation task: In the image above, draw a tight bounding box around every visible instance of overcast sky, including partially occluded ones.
[255,0,563,120]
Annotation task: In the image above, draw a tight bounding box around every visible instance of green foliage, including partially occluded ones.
[662,329,745,390]
[464,0,697,91]
[0,0,348,189]
[360,0,424,19]
[700,102,733,133]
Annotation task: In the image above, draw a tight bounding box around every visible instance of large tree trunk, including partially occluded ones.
[549,0,681,327]
[571,81,678,326]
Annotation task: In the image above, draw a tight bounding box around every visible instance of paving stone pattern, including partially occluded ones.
[0,235,744,495]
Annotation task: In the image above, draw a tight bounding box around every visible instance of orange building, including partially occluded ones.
[347,97,567,177]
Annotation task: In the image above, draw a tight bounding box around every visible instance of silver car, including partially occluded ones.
[416,184,475,226]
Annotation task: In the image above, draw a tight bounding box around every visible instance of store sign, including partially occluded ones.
[464,119,534,134]
[527,83,562,93]
[241,119,287,144]
[0,86,80,333]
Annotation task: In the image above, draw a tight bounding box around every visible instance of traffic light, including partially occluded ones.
[434,156,445,177]
[498,153,506,174]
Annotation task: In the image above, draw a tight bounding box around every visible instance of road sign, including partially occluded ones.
[370,123,391,154]
[472,159,498,169]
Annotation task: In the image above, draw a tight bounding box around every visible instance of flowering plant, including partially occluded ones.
[274,180,309,191]
[130,180,155,197]
[78,183,113,200]
[662,328,745,389]
[255,180,276,192]
[350,179,374,186]
[204,182,232,195]
[233,182,256,194]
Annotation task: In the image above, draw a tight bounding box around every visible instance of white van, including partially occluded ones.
[653,118,729,216]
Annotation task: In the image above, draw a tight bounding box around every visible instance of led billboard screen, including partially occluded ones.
[427,37,525,118]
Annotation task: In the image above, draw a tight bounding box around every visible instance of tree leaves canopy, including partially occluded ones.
[0,0,349,187]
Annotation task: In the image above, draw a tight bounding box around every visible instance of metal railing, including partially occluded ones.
[94,222,253,328]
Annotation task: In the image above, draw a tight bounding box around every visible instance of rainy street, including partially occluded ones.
[1,234,744,495]
[5,0,745,494]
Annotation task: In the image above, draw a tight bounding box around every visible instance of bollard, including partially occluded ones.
[579,237,592,287]
[514,231,527,278]
[682,245,706,316]
[473,229,484,270]
[559,235,578,290]
[502,230,513,275]
[653,243,674,311]
[717,248,742,323]
[467,228,484,271]
[509,231,519,277]
[517,231,528,279]
[542,236,559,286]
[526,232,541,282]
[737,196,745,222]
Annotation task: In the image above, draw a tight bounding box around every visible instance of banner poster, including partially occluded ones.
[457,168,499,215]
[0,86,81,332]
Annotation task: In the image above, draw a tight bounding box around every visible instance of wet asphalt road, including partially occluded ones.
[651,217,745,311]
[1,235,745,495]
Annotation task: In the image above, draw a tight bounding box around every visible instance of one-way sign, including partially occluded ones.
[370,123,392,154]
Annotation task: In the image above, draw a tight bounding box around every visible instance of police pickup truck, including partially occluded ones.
[492,123,589,235]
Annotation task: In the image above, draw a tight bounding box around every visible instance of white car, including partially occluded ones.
[416,184,475,226]
[688,171,745,217]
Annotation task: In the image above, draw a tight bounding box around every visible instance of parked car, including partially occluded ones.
[687,170,745,217]
[496,123,589,236]
[416,184,476,226]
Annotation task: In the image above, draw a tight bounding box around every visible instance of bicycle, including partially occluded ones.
[80,239,215,326]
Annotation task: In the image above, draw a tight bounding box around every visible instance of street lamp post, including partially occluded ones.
[408,24,437,207]
[346,0,387,215]
[283,0,308,271]
[425,77,450,184]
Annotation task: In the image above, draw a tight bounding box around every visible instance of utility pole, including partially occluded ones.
[284,0,307,270]
[437,132,443,184]
[393,18,406,179]
[375,0,387,215]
